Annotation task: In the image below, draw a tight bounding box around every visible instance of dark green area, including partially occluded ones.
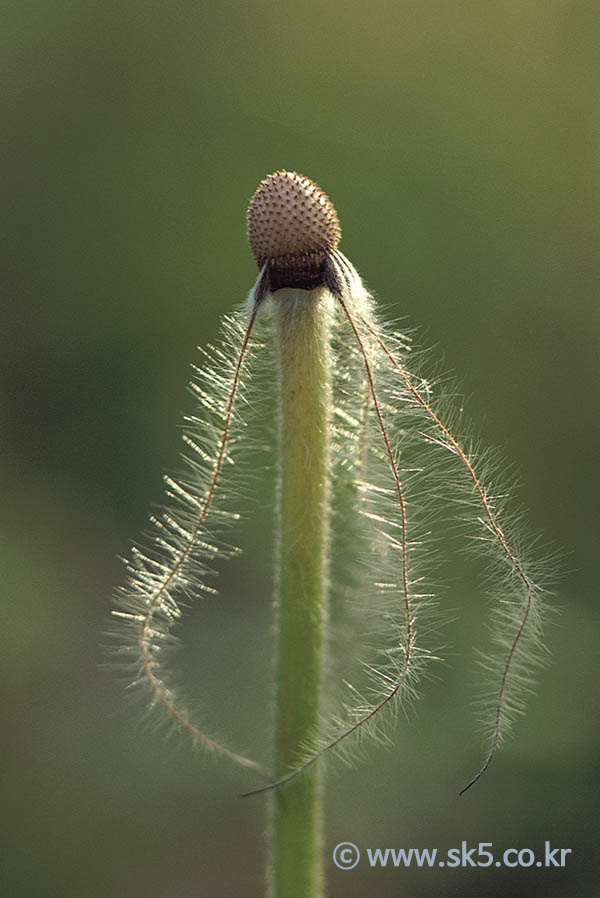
[2,1,598,896]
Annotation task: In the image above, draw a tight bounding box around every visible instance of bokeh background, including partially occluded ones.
[2,1,598,896]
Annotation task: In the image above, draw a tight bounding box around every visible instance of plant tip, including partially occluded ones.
[247,171,342,294]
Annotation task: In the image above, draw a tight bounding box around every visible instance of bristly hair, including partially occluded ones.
[350,303,555,794]
[243,247,554,797]
[109,306,271,778]
[111,170,555,798]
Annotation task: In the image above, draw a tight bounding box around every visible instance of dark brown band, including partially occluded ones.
[254,252,344,302]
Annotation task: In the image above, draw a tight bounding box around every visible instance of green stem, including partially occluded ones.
[271,289,332,898]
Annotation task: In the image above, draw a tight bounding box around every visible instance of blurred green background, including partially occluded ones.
[2,1,598,896]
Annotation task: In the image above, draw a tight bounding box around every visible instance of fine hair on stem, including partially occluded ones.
[110,170,556,811]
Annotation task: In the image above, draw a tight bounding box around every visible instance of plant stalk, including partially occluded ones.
[270,288,332,898]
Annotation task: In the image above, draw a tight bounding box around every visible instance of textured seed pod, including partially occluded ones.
[247,170,341,264]
[247,171,342,294]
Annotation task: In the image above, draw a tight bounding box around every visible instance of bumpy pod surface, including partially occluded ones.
[247,171,342,295]
[247,170,341,264]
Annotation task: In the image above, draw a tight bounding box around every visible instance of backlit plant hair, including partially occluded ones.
[112,170,554,897]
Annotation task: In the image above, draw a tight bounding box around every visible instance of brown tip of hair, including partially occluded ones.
[247,171,341,268]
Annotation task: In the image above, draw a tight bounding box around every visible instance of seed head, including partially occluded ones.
[247,171,342,295]
[247,170,341,264]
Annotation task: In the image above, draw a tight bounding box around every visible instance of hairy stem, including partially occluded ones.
[270,289,332,898]
[244,298,413,799]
